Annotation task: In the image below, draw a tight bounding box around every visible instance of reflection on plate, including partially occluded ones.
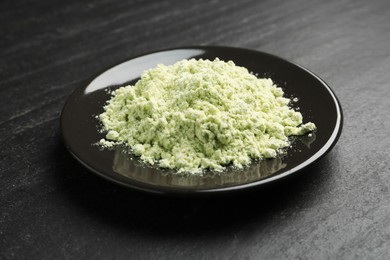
[112,146,287,189]
[60,46,342,195]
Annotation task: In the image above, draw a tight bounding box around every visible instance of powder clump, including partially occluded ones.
[99,58,316,174]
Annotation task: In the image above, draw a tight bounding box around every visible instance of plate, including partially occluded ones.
[60,46,342,194]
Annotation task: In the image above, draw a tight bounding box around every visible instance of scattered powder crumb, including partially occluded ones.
[98,58,316,174]
[98,139,115,148]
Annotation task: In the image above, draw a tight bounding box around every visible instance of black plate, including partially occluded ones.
[60,46,342,195]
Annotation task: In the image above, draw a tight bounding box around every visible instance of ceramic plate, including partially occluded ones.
[60,46,343,194]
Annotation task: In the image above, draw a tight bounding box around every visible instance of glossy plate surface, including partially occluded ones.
[61,46,342,194]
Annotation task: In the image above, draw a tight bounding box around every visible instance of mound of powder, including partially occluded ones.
[99,58,316,174]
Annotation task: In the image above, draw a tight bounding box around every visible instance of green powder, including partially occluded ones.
[99,58,316,174]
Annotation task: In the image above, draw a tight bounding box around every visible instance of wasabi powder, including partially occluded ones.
[99,58,316,174]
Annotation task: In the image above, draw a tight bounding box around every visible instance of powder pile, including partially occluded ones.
[99,58,316,174]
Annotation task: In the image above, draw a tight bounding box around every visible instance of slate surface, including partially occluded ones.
[1,0,390,259]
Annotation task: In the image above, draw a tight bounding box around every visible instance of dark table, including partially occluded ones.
[1,0,390,259]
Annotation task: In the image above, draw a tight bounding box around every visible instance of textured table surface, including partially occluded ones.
[1,0,390,259]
